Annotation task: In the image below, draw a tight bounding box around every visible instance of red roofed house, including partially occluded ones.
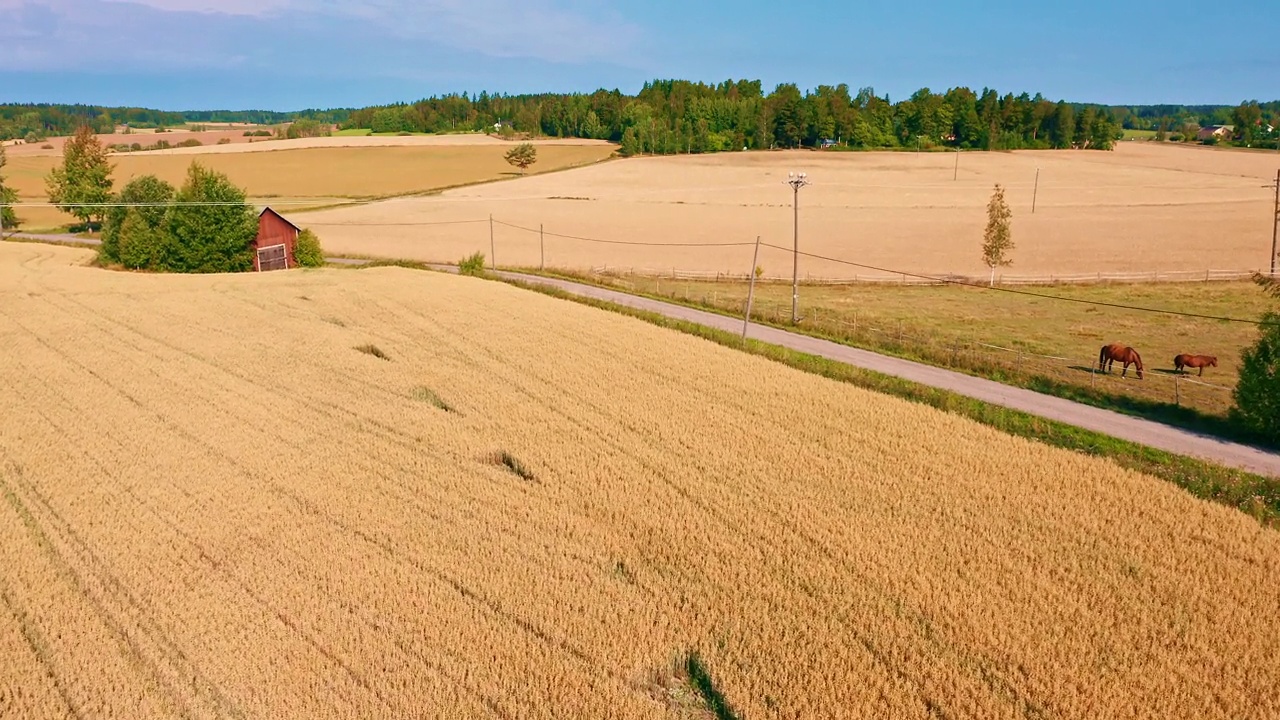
[254,207,300,271]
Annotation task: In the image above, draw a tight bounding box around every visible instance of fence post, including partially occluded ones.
[1017,351,1023,374]
[1091,364,1096,388]
[489,214,495,269]
[742,235,762,342]
[539,223,545,271]
[1175,375,1181,406]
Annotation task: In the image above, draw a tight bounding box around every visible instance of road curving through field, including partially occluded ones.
[479,267,1280,478]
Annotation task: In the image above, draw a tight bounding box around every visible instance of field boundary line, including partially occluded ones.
[589,265,1280,287]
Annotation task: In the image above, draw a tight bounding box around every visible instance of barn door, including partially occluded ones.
[257,244,288,272]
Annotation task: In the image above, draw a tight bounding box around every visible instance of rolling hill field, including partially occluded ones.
[1,243,1276,718]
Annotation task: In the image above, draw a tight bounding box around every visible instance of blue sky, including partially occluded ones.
[1,0,1276,111]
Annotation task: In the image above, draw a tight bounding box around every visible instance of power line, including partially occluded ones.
[305,219,490,227]
[494,219,755,248]
[761,242,1279,326]
[5,200,371,208]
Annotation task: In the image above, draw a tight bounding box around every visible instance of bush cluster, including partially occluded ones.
[294,229,325,268]
[458,251,486,276]
[99,163,259,273]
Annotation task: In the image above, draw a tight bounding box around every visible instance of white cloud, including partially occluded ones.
[102,0,290,15]
[3,0,643,67]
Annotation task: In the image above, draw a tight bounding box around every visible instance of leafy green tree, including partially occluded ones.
[582,110,605,140]
[503,143,537,174]
[117,210,171,270]
[1050,103,1075,149]
[1231,311,1280,444]
[166,163,258,273]
[1232,101,1262,144]
[982,184,1014,286]
[620,127,641,156]
[100,175,175,265]
[294,228,325,267]
[45,125,114,228]
[0,144,18,234]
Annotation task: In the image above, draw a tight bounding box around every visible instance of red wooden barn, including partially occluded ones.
[253,207,301,271]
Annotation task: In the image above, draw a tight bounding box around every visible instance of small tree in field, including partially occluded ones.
[504,143,537,175]
[46,125,114,229]
[982,183,1014,286]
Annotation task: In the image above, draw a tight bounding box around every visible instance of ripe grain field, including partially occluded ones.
[5,138,615,230]
[1,244,1278,719]
[301,142,1280,278]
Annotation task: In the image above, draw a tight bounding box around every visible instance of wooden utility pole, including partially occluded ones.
[787,172,809,324]
[1032,168,1040,214]
[1272,169,1279,276]
[489,214,495,269]
[742,236,762,342]
[954,148,959,181]
[539,223,545,271]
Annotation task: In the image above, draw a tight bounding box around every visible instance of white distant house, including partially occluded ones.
[1196,125,1234,141]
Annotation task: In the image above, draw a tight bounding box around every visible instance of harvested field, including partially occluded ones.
[301,142,1280,278]
[2,127,276,157]
[4,140,616,230]
[1,243,1277,718]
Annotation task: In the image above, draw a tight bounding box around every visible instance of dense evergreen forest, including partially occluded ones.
[4,81,1277,152]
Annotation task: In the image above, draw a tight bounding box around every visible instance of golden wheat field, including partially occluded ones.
[1,243,1278,719]
[301,142,1280,278]
[5,137,615,230]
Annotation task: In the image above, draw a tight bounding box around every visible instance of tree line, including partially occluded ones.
[7,88,1277,152]
[0,103,349,142]
[339,81,1134,153]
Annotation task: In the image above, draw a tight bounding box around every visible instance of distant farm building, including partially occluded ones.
[254,207,300,271]
[1196,125,1234,142]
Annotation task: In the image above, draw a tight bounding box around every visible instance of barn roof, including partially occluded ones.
[259,206,302,233]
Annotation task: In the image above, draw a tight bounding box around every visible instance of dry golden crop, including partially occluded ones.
[4,137,615,229]
[0,243,1278,719]
[301,141,1280,278]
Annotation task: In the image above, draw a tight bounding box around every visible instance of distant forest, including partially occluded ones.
[0,104,349,140]
[4,81,1278,154]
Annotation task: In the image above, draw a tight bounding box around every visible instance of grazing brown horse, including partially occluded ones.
[1174,354,1217,376]
[1099,342,1144,379]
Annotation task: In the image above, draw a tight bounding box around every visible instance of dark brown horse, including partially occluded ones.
[1174,354,1217,376]
[1099,342,1144,379]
